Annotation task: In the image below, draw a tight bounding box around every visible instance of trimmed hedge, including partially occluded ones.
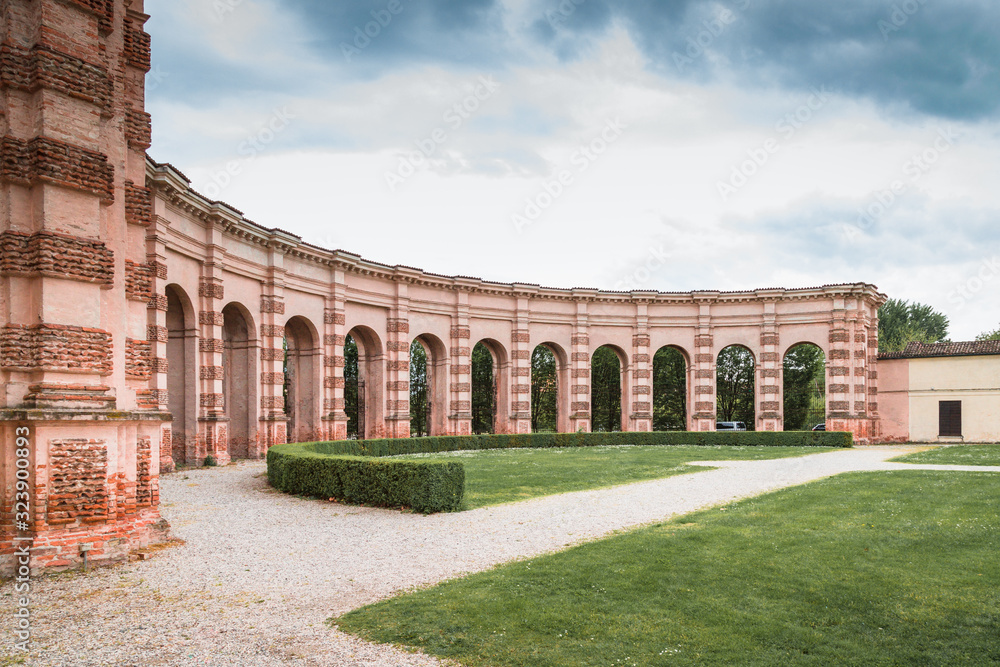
[267,430,851,513]
[267,443,464,513]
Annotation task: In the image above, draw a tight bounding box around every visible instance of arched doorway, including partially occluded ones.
[409,339,430,437]
[471,341,502,434]
[591,345,626,432]
[345,326,384,439]
[783,343,827,430]
[165,285,196,465]
[716,345,755,430]
[284,316,320,444]
[531,345,558,432]
[222,303,256,458]
[653,346,688,431]
[409,334,447,437]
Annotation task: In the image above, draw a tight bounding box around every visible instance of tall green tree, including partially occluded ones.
[344,335,359,438]
[783,344,826,431]
[716,346,755,429]
[653,347,686,431]
[471,343,495,434]
[878,298,949,352]
[531,346,557,432]
[591,347,622,432]
[409,340,429,437]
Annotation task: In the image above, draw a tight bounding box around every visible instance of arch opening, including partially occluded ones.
[653,346,688,431]
[222,303,256,457]
[409,339,430,437]
[165,285,196,465]
[591,346,625,432]
[284,316,320,444]
[716,345,756,430]
[345,326,384,439]
[531,345,559,432]
[783,343,827,431]
[471,342,496,434]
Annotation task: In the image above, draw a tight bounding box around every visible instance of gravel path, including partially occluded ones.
[3,445,994,666]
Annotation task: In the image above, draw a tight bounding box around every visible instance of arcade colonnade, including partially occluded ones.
[148,160,885,471]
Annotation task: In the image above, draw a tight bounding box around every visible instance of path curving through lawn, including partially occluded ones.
[3,445,993,666]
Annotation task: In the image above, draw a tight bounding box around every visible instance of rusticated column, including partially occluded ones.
[449,293,473,435]
[691,294,718,430]
[568,296,592,432]
[322,276,348,440]
[757,327,782,432]
[385,281,410,439]
[259,289,286,449]
[197,273,228,464]
[510,294,532,433]
[630,301,653,432]
[0,0,169,574]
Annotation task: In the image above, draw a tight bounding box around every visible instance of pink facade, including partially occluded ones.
[1,0,886,573]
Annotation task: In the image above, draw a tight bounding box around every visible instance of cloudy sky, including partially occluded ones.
[145,0,1000,340]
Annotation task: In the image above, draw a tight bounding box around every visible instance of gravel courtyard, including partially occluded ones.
[5,445,994,666]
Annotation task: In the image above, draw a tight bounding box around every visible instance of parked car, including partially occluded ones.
[812,423,826,431]
[716,421,747,431]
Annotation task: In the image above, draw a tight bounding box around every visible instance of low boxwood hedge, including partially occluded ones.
[267,430,851,513]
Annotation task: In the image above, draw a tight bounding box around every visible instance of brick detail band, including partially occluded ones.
[829,331,850,343]
[632,402,651,413]
[261,297,284,314]
[450,382,471,392]
[152,357,169,374]
[695,385,714,395]
[829,401,850,411]
[450,364,471,375]
[123,23,152,72]
[761,333,780,346]
[830,349,850,360]
[830,367,850,377]
[760,401,781,412]
[513,384,531,394]
[388,400,409,411]
[48,439,108,524]
[324,398,345,411]
[125,338,152,379]
[200,393,224,408]
[0,135,114,200]
[632,369,651,379]
[512,350,530,360]
[695,334,713,347]
[0,230,114,285]
[199,338,223,353]
[571,401,590,412]
[450,326,471,339]
[387,341,409,352]
[695,401,714,413]
[261,372,285,385]
[452,401,471,412]
[513,367,529,377]
[571,334,590,346]
[66,0,114,33]
[451,347,471,357]
[829,384,850,394]
[760,385,779,395]
[324,334,346,346]
[695,353,713,364]
[759,368,780,378]
[199,281,224,300]
[324,377,345,389]
[387,319,409,333]
[261,324,285,338]
[512,331,529,343]
[200,311,224,327]
[149,294,168,312]
[124,180,153,227]
[125,109,152,149]
[200,366,224,380]
[696,369,714,379]
[512,401,530,411]
[633,354,650,364]
[0,43,112,111]
[261,348,284,362]
[261,396,285,410]
[388,360,409,372]
[0,324,113,374]
[632,385,651,395]
[324,356,345,368]
[632,335,650,347]
[387,381,409,391]
[760,352,779,363]
[571,352,589,362]
[125,261,154,302]
[571,369,589,378]
[572,385,589,395]
[325,311,346,325]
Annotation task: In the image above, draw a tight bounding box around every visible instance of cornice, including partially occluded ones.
[145,156,888,309]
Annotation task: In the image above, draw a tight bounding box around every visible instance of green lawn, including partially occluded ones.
[335,471,1000,666]
[392,445,834,510]
[893,444,1000,466]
